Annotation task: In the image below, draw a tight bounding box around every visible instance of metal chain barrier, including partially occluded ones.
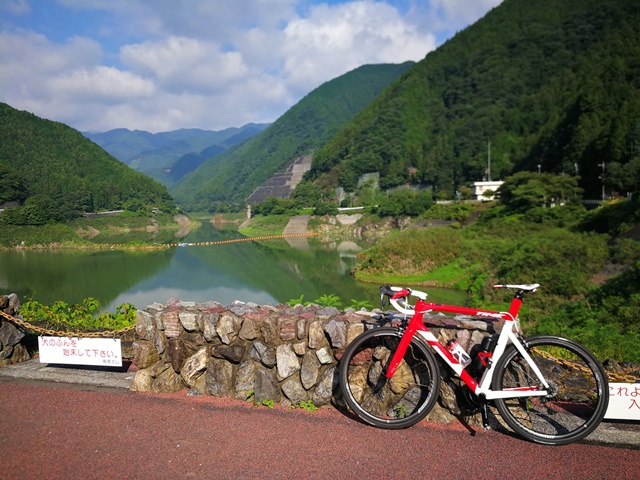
[533,347,638,384]
[3,310,636,381]
[0,309,135,338]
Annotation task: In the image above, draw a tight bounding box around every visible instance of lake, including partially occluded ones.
[0,222,465,314]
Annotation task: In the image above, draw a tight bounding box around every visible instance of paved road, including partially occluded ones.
[1,380,639,480]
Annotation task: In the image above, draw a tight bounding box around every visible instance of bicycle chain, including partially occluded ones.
[0,309,135,338]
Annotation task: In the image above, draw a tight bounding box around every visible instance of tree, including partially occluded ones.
[313,201,338,216]
[375,189,433,217]
[356,179,378,206]
[606,158,640,197]
[291,181,323,206]
[2,195,59,225]
[0,162,28,205]
[498,172,583,211]
[253,197,297,215]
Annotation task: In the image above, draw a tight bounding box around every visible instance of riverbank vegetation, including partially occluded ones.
[353,197,640,363]
[19,297,137,332]
[240,172,640,362]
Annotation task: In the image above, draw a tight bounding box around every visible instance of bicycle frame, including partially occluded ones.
[385,287,550,401]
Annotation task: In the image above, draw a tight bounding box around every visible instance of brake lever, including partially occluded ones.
[380,290,388,309]
[379,284,393,309]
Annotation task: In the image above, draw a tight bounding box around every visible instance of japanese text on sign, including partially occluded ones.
[605,383,640,420]
[38,336,122,367]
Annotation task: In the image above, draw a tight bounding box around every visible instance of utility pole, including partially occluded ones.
[487,140,491,182]
[597,162,605,201]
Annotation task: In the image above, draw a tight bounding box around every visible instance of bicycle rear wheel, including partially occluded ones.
[492,335,608,445]
[339,327,440,429]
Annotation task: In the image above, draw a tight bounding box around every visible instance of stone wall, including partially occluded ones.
[131,298,501,423]
[0,294,31,366]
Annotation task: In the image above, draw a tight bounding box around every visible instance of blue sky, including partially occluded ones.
[0,0,503,132]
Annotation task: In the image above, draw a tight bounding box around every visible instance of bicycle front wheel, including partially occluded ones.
[493,335,609,445]
[339,327,440,429]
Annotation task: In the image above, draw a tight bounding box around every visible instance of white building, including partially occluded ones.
[470,180,504,201]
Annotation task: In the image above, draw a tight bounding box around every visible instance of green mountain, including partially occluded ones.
[84,124,269,185]
[171,62,415,210]
[307,0,640,200]
[0,103,174,224]
[168,145,226,184]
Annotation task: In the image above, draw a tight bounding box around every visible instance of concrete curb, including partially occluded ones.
[0,358,134,390]
[1,359,638,448]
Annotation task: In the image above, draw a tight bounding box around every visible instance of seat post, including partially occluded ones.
[508,293,523,319]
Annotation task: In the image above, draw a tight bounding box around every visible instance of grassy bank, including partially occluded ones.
[0,224,91,249]
[238,214,290,237]
[0,213,198,249]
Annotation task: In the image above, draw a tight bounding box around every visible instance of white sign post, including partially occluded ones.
[605,383,640,420]
[38,336,122,367]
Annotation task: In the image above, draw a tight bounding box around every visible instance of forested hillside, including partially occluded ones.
[171,62,415,210]
[307,0,640,200]
[0,103,174,224]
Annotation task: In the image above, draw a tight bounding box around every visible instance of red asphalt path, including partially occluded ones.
[1,381,639,480]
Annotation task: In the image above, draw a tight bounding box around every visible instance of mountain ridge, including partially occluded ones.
[84,123,270,185]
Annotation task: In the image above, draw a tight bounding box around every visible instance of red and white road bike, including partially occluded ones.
[339,284,609,445]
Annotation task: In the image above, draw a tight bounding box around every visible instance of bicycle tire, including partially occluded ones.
[492,335,609,446]
[339,327,440,429]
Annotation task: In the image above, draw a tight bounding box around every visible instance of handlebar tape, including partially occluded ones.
[379,285,396,298]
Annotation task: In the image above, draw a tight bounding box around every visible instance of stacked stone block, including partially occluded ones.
[131,298,501,421]
[0,294,31,366]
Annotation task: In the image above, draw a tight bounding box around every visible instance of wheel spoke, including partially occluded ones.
[493,336,608,445]
[340,328,440,429]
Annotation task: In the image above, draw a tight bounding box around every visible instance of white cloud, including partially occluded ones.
[49,66,155,101]
[121,37,249,93]
[282,1,435,92]
[0,30,101,72]
[0,31,103,101]
[0,0,504,132]
[0,0,30,15]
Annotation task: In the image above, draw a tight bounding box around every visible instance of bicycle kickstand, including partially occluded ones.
[480,402,491,431]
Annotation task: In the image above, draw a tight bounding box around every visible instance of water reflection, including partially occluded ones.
[0,222,467,313]
[0,248,173,309]
[0,223,377,312]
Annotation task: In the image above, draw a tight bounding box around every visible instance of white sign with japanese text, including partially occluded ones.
[605,383,640,420]
[38,336,122,367]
